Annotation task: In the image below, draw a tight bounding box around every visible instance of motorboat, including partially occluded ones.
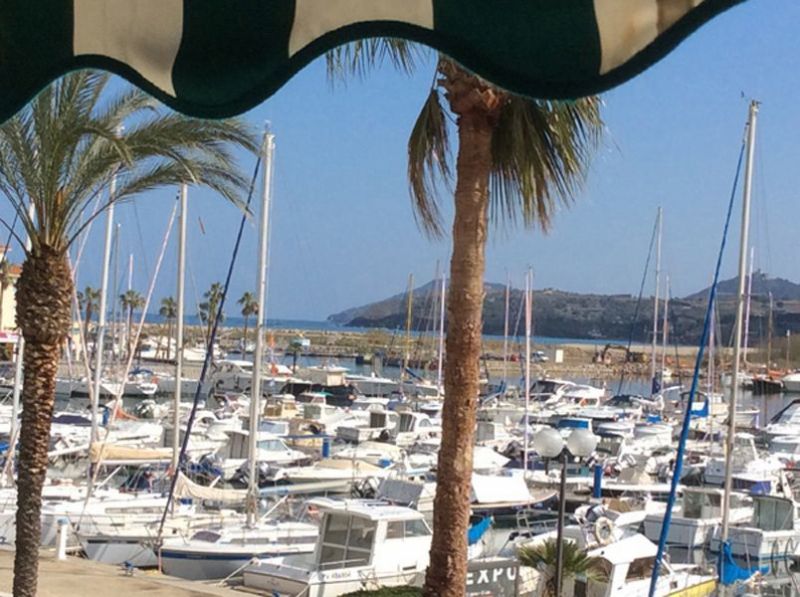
[242,499,434,595]
[710,495,800,565]
[160,517,318,580]
[643,487,752,548]
[578,534,715,596]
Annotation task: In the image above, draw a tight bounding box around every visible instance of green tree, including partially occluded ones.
[238,291,258,351]
[0,71,256,596]
[328,44,602,597]
[76,285,100,355]
[199,282,225,344]
[159,296,177,360]
[119,289,145,359]
[518,539,606,596]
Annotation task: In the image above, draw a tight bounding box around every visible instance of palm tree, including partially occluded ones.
[518,539,606,596]
[238,291,258,351]
[328,44,602,597]
[120,289,145,358]
[0,71,256,596]
[159,296,177,360]
[0,259,14,329]
[76,285,100,353]
[199,282,225,343]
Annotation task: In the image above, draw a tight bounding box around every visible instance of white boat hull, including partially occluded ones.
[81,535,158,567]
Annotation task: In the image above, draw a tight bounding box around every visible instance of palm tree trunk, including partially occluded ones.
[13,247,73,597]
[126,308,133,359]
[243,316,249,353]
[423,108,493,597]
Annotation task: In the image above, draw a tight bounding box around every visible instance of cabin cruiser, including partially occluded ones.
[710,495,800,565]
[643,487,753,548]
[764,398,800,440]
[579,534,716,596]
[242,499,434,595]
[211,359,294,394]
[218,430,309,478]
[703,433,783,492]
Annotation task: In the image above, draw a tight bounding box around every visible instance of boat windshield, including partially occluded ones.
[258,439,287,452]
[773,402,800,425]
[318,513,376,570]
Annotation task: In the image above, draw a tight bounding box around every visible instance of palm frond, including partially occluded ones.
[490,96,602,233]
[407,88,452,238]
[326,38,425,83]
[0,70,258,256]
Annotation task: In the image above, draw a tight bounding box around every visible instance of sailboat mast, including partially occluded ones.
[402,273,414,380]
[660,275,670,376]
[767,292,774,367]
[721,99,758,545]
[523,269,532,476]
[436,274,446,395]
[171,185,188,473]
[247,128,275,527]
[91,173,117,450]
[743,247,754,365]
[503,274,510,385]
[650,207,663,393]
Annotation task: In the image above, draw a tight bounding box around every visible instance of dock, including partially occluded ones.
[0,549,242,596]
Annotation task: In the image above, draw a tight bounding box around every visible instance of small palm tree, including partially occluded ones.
[159,296,177,360]
[77,286,100,354]
[518,539,606,596]
[0,259,14,329]
[0,70,256,596]
[120,289,145,359]
[328,43,602,597]
[238,291,258,351]
[199,282,225,343]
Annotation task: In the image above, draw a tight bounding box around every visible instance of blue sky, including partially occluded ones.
[23,1,800,321]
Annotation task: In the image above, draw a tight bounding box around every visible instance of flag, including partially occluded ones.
[0,0,745,122]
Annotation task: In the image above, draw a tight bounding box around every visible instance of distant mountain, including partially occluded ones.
[684,271,800,302]
[328,273,800,344]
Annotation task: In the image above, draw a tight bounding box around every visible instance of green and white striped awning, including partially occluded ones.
[0,0,744,121]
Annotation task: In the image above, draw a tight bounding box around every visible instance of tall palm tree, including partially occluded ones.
[328,44,602,597]
[0,70,256,596]
[0,259,14,329]
[518,539,606,596]
[77,285,100,354]
[238,291,258,351]
[159,296,177,360]
[120,289,145,359]
[199,281,225,344]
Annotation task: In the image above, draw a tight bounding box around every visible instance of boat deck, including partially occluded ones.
[0,548,241,596]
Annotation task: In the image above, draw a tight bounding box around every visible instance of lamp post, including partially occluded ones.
[533,427,598,597]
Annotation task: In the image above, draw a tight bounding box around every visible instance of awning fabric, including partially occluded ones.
[0,0,744,122]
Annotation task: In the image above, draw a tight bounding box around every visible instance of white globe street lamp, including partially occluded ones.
[533,426,598,597]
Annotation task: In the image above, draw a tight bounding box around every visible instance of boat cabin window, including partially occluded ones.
[319,513,376,569]
[755,498,794,532]
[385,519,431,540]
[626,557,667,581]
[191,531,221,543]
[682,491,719,518]
[398,413,414,432]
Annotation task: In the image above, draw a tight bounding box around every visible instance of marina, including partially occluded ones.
[0,3,794,596]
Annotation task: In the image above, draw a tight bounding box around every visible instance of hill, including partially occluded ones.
[328,274,800,344]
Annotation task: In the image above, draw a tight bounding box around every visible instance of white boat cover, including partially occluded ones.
[472,446,510,470]
[173,472,247,503]
[89,443,172,463]
[471,473,531,504]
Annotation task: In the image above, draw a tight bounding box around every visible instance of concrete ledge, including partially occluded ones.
[0,548,242,596]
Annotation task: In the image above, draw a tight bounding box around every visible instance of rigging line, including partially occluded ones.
[79,200,178,518]
[131,201,152,284]
[615,213,658,395]
[649,137,747,597]
[158,155,263,539]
